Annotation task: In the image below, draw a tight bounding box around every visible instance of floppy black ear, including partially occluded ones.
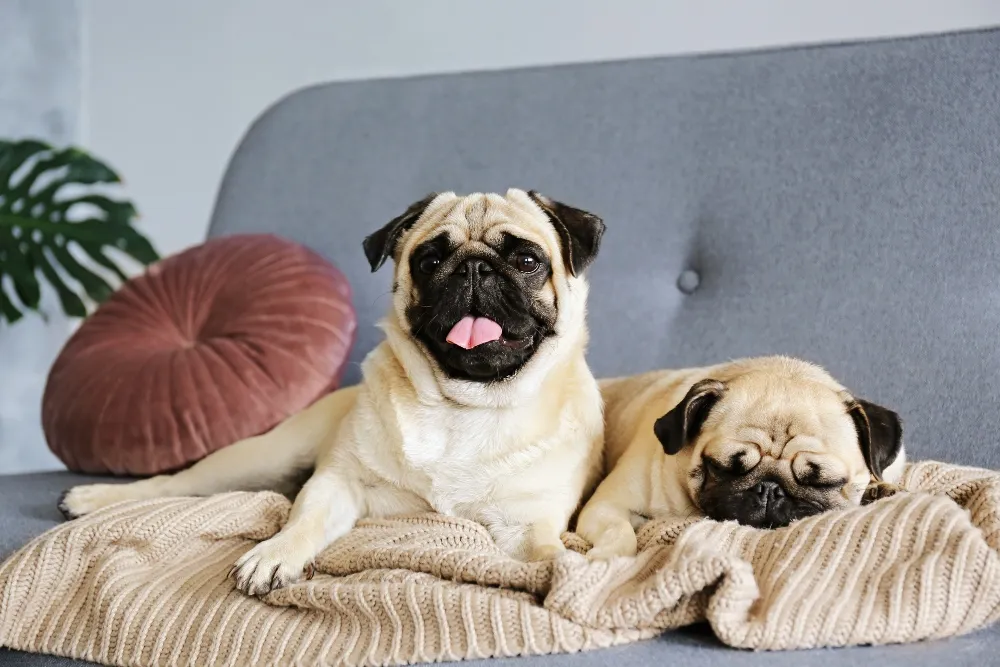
[653,379,726,456]
[527,191,606,276]
[362,193,439,272]
[847,398,903,480]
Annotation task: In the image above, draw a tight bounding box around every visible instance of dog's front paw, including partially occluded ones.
[586,533,638,560]
[58,484,134,520]
[230,536,313,596]
[581,518,638,560]
[528,541,566,562]
[862,481,904,505]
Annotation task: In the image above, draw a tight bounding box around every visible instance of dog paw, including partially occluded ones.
[58,484,134,519]
[582,520,638,560]
[230,536,313,596]
[586,535,638,560]
[862,481,904,505]
[528,541,566,561]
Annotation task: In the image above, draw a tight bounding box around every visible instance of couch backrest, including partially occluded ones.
[208,29,1000,467]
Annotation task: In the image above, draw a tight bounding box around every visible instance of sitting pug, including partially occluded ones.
[59,189,607,594]
[577,356,905,558]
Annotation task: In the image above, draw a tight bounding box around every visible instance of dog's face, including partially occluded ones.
[362,189,604,382]
[654,358,903,529]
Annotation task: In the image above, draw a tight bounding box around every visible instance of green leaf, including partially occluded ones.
[12,154,69,198]
[0,139,159,324]
[0,139,50,188]
[57,194,136,221]
[0,284,24,324]
[76,243,129,282]
[77,220,158,264]
[49,244,114,303]
[31,247,86,318]
[0,236,40,309]
[17,151,122,205]
[61,149,121,185]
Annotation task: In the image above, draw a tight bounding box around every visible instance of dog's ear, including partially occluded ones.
[653,379,726,456]
[362,193,439,272]
[847,398,903,480]
[527,191,605,276]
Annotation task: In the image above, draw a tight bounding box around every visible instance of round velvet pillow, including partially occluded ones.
[43,234,356,475]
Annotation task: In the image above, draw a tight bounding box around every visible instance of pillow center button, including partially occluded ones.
[677,269,701,295]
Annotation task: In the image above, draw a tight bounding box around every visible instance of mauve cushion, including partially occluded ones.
[42,234,356,475]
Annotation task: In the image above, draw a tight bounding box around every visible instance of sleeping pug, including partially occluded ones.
[59,189,607,594]
[577,356,905,558]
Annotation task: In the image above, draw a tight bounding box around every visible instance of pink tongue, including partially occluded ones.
[446,316,503,349]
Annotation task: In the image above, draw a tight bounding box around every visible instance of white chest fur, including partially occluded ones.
[373,395,559,516]
[343,321,603,560]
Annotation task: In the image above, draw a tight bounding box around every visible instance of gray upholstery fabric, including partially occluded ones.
[0,472,114,561]
[5,28,1000,665]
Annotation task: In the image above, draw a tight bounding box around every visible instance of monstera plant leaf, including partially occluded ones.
[0,138,159,325]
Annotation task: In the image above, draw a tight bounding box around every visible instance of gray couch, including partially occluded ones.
[4,26,1000,666]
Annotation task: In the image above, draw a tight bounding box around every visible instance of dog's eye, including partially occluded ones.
[702,457,729,476]
[703,453,753,477]
[809,478,848,490]
[801,475,848,490]
[418,255,440,274]
[794,459,848,490]
[514,254,538,273]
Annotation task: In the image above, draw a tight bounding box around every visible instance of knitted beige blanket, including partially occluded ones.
[2,461,1000,666]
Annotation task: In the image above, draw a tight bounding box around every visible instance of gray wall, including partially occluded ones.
[0,0,81,473]
[85,1,1000,260]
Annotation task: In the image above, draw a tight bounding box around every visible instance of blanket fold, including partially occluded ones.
[2,461,999,666]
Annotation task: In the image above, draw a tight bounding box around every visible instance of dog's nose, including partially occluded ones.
[753,480,785,505]
[454,258,493,278]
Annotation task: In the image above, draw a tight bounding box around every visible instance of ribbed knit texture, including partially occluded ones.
[2,461,999,665]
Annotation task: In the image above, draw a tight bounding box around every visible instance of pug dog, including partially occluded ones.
[577,356,905,558]
[59,189,607,594]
